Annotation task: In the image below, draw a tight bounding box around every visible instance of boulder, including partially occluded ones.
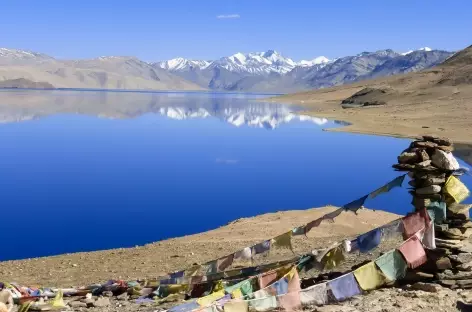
[412,141,438,149]
[447,204,471,220]
[431,149,460,170]
[438,145,455,153]
[417,149,431,162]
[450,253,472,264]
[68,301,88,308]
[436,257,453,270]
[416,160,432,168]
[341,87,389,108]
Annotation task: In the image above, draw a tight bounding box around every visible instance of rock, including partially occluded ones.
[438,145,455,153]
[116,292,129,301]
[431,149,460,170]
[0,290,13,312]
[393,163,415,171]
[68,301,87,308]
[81,297,94,308]
[404,271,435,283]
[457,280,472,288]
[450,253,472,264]
[417,149,431,162]
[420,177,446,187]
[398,152,419,164]
[411,282,443,292]
[448,204,472,220]
[458,262,472,272]
[416,160,432,168]
[436,257,453,270]
[413,192,443,201]
[438,271,472,280]
[102,291,113,297]
[416,185,442,195]
[461,222,472,229]
[414,172,446,180]
[93,297,110,308]
[439,279,457,287]
[413,141,438,149]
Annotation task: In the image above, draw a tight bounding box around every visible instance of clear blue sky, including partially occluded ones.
[2,0,471,61]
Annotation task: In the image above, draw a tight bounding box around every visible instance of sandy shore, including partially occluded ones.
[0,206,399,287]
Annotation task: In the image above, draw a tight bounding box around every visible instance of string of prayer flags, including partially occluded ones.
[197,290,226,307]
[328,273,361,302]
[185,265,201,277]
[248,293,277,311]
[342,195,368,214]
[304,218,323,235]
[356,228,381,253]
[322,208,344,221]
[380,219,404,240]
[397,236,427,269]
[369,175,406,199]
[444,175,470,203]
[271,232,293,251]
[374,250,407,282]
[170,271,185,279]
[353,262,387,291]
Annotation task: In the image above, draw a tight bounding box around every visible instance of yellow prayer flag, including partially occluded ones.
[353,262,386,291]
[444,176,470,203]
[167,284,189,294]
[212,281,224,293]
[197,290,226,307]
[271,232,293,250]
[321,246,345,270]
[231,288,243,299]
[225,300,248,312]
[185,265,201,277]
[51,290,66,308]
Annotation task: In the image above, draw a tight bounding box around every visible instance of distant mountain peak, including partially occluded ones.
[299,56,330,67]
[401,47,433,56]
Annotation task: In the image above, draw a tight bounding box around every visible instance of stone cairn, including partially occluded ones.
[393,135,472,289]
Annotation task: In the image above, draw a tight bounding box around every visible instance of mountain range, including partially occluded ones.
[0,47,453,93]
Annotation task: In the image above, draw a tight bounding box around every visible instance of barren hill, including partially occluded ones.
[274,45,472,145]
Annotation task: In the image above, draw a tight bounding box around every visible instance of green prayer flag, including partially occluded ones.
[374,250,407,281]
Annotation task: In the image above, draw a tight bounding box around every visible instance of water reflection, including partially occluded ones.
[0,90,329,129]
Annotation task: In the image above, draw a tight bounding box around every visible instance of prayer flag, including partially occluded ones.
[321,246,345,270]
[248,295,277,312]
[380,219,404,240]
[234,247,252,260]
[197,290,226,307]
[170,271,185,279]
[375,250,407,282]
[444,176,470,203]
[205,261,218,275]
[305,218,323,234]
[292,226,305,236]
[402,210,429,239]
[217,254,234,272]
[323,208,344,221]
[271,232,293,250]
[353,262,386,291]
[277,291,301,311]
[342,195,368,213]
[398,236,427,269]
[328,273,361,302]
[259,270,278,289]
[168,301,200,312]
[427,201,447,224]
[356,228,382,253]
[300,283,329,306]
[224,300,248,312]
[252,241,271,255]
[369,175,406,199]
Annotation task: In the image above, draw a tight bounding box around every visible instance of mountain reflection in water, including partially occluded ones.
[0,89,330,129]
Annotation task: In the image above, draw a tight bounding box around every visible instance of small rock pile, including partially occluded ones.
[393,136,472,291]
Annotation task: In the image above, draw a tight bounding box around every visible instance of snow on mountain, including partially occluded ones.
[212,50,297,74]
[155,57,211,71]
[401,47,433,56]
[298,56,330,67]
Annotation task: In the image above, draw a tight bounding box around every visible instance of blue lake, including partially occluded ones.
[0,90,470,261]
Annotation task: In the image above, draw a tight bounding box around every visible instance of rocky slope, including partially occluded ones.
[0,49,203,91]
[155,48,453,92]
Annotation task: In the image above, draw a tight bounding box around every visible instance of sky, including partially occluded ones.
[1,0,471,62]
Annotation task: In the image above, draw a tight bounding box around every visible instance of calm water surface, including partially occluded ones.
[0,90,470,261]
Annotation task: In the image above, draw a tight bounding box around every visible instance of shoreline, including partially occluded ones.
[0,206,399,287]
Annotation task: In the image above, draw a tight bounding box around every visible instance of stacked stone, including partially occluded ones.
[393,136,472,289]
[393,135,460,212]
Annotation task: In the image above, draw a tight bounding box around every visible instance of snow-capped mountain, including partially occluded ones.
[401,47,433,56]
[157,57,211,71]
[155,50,330,75]
[298,56,330,67]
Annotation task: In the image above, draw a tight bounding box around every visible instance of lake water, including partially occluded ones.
[0,89,471,261]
